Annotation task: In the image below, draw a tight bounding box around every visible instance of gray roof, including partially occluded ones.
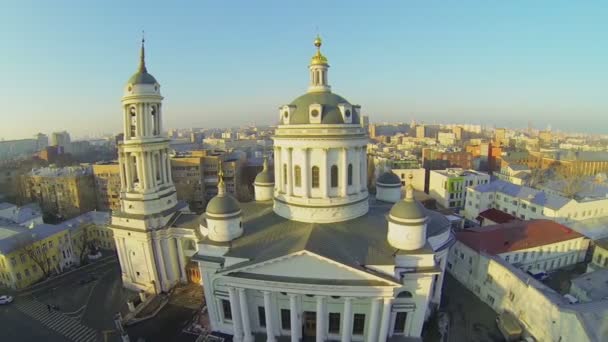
[255,169,274,184]
[377,171,401,185]
[207,200,450,273]
[127,71,157,85]
[286,91,360,125]
[571,269,608,302]
[473,179,571,209]
[206,194,241,215]
[390,198,426,220]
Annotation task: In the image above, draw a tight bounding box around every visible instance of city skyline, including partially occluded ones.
[1,1,607,140]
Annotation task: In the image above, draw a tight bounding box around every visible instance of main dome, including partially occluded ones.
[287,92,360,125]
[127,71,157,85]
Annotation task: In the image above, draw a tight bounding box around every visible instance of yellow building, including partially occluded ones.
[20,166,96,220]
[0,211,112,290]
[92,162,121,212]
[588,237,608,272]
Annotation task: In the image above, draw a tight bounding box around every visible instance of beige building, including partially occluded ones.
[20,166,96,219]
[92,162,121,212]
[171,155,206,211]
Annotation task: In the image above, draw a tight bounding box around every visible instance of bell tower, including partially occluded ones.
[111,37,188,294]
[117,36,178,222]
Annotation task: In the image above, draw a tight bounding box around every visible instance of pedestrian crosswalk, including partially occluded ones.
[15,296,98,342]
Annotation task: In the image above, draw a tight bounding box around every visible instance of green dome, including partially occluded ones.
[255,169,274,184]
[377,171,401,185]
[206,194,241,215]
[390,198,426,220]
[287,92,360,124]
[127,71,157,85]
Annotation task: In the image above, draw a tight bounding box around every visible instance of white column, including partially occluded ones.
[123,106,129,140]
[341,148,348,197]
[341,297,353,342]
[263,291,276,342]
[119,153,126,189]
[275,147,282,193]
[175,238,186,282]
[289,294,299,342]
[136,153,145,190]
[321,148,329,198]
[287,148,293,196]
[124,153,133,191]
[360,148,367,192]
[378,298,392,342]
[239,288,253,342]
[146,152,155,190]
[137,104,144,137]
[353,148,360,192]
[166,150,173,184]
[154,238,167,289]
[316,296,326,342]
[228,288,244,342]
[302,148,310,198]
[366,298,382,342]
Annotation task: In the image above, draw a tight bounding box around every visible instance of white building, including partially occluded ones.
[193,36,455,342]
[463,179,608,224]
[428,168,490,210]
[109,38,197,294]
[450,220,589,274]
[446,220,606,341]
[0,202,43,228]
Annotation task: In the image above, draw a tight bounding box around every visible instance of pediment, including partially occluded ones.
[221,251,399,285]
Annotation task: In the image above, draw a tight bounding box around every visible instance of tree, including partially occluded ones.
[556,166,589,199]
[73,226,99,265]
[15,234,56,279]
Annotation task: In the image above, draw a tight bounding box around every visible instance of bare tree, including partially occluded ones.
[14,235,55,279]
[73,227,99,265]
[527,168,548,188]
[555,166,589,199]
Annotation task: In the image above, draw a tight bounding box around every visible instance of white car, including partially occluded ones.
[0,295,14,305]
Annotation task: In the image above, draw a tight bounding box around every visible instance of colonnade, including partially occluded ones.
[273,146,367,199]
[225,288,394,342]
[119,149,172,192]
[122,102,162,139]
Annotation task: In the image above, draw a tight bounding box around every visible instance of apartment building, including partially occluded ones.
[171,155,206,211]
[92,162,121,212]
[20,166,96,219]
[463,179,608,224]
[428,168,490,209]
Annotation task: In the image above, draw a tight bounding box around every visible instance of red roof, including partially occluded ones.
[477,208,519,224]
[456,219,583,254]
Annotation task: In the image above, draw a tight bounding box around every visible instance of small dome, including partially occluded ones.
[390,198,426,220]
[255,159,274,184]
[377,171,401,185]
[206,194,241,215]
[127,71,157,85]
[287,92,359,125]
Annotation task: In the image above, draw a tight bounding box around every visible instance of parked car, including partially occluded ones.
[527,268,549,281]
[496,311,523,341]
[0,295,14,305]
[79,274,97,285]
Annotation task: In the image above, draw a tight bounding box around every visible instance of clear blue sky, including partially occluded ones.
[1,0,607,139]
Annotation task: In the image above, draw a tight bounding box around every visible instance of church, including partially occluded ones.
[110,36,454,342]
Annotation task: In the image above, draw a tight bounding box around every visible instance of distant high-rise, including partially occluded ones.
[368,123,377,138]
[34,133,48,151]
[50,131,71,153]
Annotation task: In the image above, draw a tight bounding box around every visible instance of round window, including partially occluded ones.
[283,111,289,119]
[311,109,319,117]
[345,109,351,117]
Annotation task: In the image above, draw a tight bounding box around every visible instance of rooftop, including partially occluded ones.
[571,269,608,301]
[477,208,519,224]
[28,166,92,178]
[191,198,452,272]
[457,219,583,254]
[473,179,571,209]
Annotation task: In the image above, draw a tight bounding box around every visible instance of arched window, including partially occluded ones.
[283,164,287,185]
[347,164,353,186]
[294,166,302,187]
[151,105,157,135]
[331,165,338,188]
[312,166,320,188]
[397,291,413,298]
[129,107,137,137]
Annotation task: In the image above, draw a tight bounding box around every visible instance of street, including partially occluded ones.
[0,253,202,342]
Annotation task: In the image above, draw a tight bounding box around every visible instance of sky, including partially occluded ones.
[0,0,607,140]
